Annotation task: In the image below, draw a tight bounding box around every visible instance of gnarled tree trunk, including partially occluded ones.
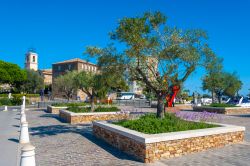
[157,95,165,119]
[90,95,95,112]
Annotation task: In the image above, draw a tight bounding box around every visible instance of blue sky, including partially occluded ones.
[0,0,249,95]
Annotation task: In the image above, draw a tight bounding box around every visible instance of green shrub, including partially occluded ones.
[114,113,219,134]
[95,106,119,112]
[0,98,12,106]
[0,94,8,97]
[0,96,25,106]
[209,103,237,108]
[68,106,91,113]
[67,106,119,113]
[51,102,87,107]
[10,96,23,105]
[24,94,40,97]
[0,94,39,98]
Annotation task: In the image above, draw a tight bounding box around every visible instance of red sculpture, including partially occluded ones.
[166,85,180,107]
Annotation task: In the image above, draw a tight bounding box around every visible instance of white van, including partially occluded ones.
[116,92,135,100]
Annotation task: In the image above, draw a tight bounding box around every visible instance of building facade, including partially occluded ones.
[52,58,98,78]
[39,69,52,85]
[52,58,98,100]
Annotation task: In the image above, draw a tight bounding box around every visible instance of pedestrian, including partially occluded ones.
[172,97,176,107]
[48,90,51,101]
[40,89,44,101]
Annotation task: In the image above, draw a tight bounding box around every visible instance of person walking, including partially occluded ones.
[39,89,44,101]
[172,97,176,107]
[48,90,51,101]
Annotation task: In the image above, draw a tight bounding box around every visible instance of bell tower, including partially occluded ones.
[25,49,38,71]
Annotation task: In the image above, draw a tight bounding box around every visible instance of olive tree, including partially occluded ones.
[21,69,44,94]
[87,11,216,118]
[74,71,99,112]
[53,71,78,101]
[74,68,127,112]
[203,55,242,103]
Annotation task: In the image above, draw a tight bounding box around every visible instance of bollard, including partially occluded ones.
[3,106,8,111]
[20,113,26,123]
[19,121,30,144]
[21,106,25,114]
[20,144,36,166]
[22,96,26,108]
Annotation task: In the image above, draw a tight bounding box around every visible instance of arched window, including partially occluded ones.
[33,56,36,62]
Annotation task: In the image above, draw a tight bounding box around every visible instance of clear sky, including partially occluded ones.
[0,0,249,95]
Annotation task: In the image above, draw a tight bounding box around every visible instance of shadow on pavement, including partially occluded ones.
[39,114,66,123]
[81,131,141,162]
[230,114,250,118]
[29,123,140,162]
[29,125,79,137]
[8,138,19,143]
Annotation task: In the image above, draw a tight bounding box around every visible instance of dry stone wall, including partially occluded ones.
[46,105,67,114]
[93,122,245,163]
[193,106,250,114]
[59,110,129,124]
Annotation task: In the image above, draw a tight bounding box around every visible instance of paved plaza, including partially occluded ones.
[2,108,250,166]
[0,110,20,166]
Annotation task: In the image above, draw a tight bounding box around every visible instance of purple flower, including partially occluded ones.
[175,111,222,122]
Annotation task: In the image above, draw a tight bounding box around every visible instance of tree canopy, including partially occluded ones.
[87,11,217,118]
[203,55,242,103]
[74,71,99,111]
[53,71,78,101]
[0,60,27,89]
[21,69,44,94]
[74,68,128,111]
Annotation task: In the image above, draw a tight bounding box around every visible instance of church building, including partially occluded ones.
[24,50,52,86]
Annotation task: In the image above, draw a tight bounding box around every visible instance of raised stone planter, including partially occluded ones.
[46,105,67,114]
[93,121,245,163]
[193,106,250,115]
[59,110,129,124]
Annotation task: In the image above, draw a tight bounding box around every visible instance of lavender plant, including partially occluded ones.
[175,111,222,122]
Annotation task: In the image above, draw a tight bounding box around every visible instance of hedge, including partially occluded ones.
[0,94,40,98]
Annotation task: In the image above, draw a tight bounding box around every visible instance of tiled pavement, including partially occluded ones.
[26,109,250,166]
[0,110,20,166]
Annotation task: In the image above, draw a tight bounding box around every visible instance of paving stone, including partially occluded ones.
[26,109,250,166]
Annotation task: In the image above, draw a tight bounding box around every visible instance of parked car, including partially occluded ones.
[201,98,212,105]
[139,94,146,99]
[116,92,135,100]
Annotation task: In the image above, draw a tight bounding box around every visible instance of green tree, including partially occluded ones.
[0,60,26,90]
[203,72,242,103]
[74,71,99,111]
[202,94,211,98]
[86,46,128,93]
[87,11,216,118]
[203,53,242,103]
[53,71,78,101]
[74,69,127,112]
[202,72,224,103]
[176,88,190,103]
[21,69,44,93]
[202,54,223,103]
[223,72,242,98]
